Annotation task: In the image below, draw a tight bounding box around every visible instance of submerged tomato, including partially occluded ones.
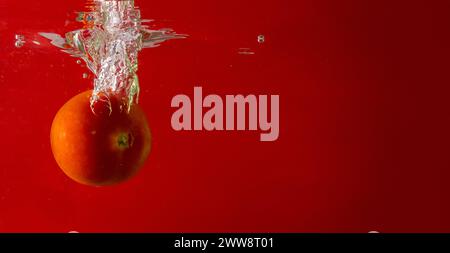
[50,90,151,186]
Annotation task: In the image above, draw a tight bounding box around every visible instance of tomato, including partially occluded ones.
[50,90,152,186]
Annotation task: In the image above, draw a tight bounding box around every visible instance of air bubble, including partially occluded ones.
[238,48,255,55]
[82,73,88,79]
[14,41,25,48]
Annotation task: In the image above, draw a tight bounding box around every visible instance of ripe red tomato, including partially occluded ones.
[50,90,152,186]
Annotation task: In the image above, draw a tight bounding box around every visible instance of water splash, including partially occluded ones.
[39,0,186,112]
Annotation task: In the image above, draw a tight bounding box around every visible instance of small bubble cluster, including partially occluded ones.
[14,34,25,48]
[257,35,265,44]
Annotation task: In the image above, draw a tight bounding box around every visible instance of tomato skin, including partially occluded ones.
[50,90,151,186]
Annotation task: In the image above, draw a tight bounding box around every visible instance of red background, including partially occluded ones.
[1,0,450,232]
